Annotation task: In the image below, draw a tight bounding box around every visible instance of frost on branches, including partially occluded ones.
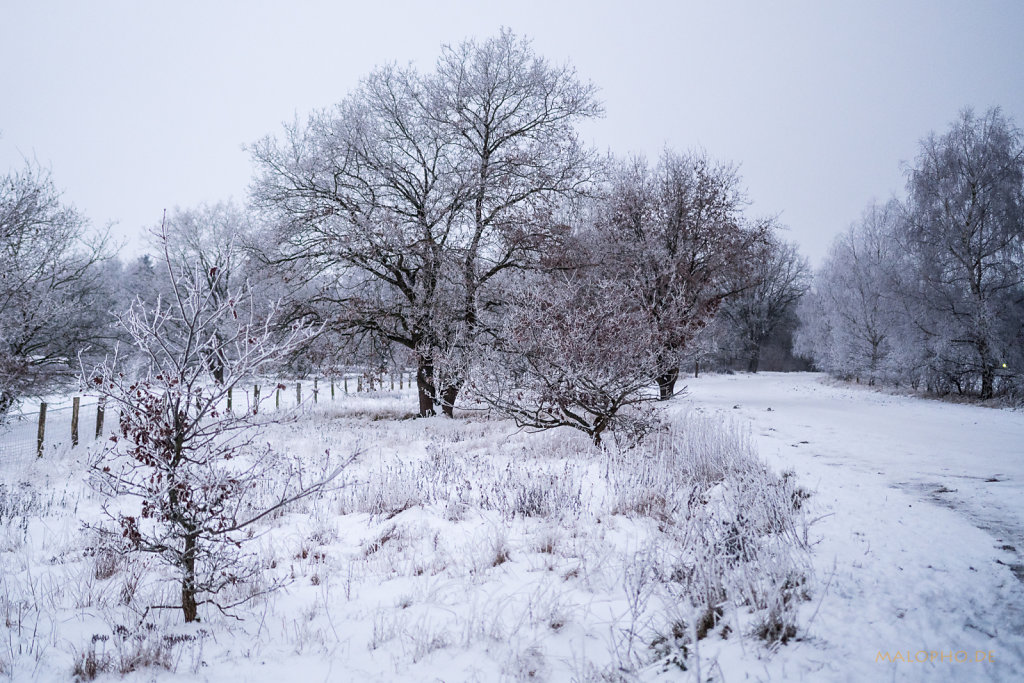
[86,233,346,623]
[797,108,1024,399]
[472,273,661,445]
[249,30,601,418]
[0,162,113,419]
[593,151,768,398]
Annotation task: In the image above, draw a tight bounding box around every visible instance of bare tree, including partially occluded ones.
[592,151,766,399]
[251,72,461,416]
[720,232,810,373]
[796,108,1024,399]
[901,107,1024,399]
[430,29,602,412]
[87,230,342,623]
[471,270,661,445]
[0,162,113,418]
[160,202,257,383]
[250,30,601,417]
[795,201,905,384]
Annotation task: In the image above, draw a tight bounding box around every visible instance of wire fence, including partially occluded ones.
[0,398,112,463]
[0,371,414,466]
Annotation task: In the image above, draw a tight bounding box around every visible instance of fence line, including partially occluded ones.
[0,371,414,465]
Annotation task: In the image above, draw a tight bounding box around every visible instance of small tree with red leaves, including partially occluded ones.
[87,230,343,623]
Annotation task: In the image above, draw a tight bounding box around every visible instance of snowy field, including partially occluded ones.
[1,372,1022,681]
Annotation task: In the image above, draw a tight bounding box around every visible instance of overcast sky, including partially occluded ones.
[2,0,1022,265]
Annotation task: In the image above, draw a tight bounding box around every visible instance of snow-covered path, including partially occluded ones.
[681,372,1024,682]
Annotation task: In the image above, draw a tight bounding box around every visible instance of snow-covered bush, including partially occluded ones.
[603,413,812,655]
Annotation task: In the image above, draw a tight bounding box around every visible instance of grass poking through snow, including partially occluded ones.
[0,390,813,680]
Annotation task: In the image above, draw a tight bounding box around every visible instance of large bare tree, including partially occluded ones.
[250,30,601,416]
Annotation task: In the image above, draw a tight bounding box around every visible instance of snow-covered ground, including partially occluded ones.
[1,372,1022,681]
[681,372,1024,681]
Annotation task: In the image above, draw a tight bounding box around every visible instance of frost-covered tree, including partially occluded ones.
[0,162,113,418]
[88,230,341,623]
[798,108,1024,399]
[901,107,1024,399]
[795,201,904,383]
[250,30,601,417]
[472,269,661,445]
[120,253,163,311]
[720,232,809,372]
[592,151,766,398]
[161,202,253,301]
[159,202,259,383]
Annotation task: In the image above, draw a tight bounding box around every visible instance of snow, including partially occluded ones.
[680,372,1024,681]
[2,373,1022,681]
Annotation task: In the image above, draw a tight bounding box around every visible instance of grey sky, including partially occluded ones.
[2,0,1022,265]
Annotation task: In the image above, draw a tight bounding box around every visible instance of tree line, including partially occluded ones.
[796,107,1024,401]
[2,30,812,441]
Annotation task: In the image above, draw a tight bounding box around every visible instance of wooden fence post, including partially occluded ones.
[275,385,281,410]
[314,377,319,403]
[71,397,81,447]
[227,387,233,413]
[344,375,348,393]
[36,402,47,458]
[253,384,260,415]
[331,378,335,400]
[95,397,105,438]
[296,382,302,404]
[357,375,363,392]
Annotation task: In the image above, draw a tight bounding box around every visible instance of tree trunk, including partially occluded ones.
[439,384,460,418]
[977,338,995,400]
[747,347,761,373]
[182,533,198,623]
[981,365,994,400]
[416,355,436,417]
[206,343,226,384]
[0,390,14,419]
[656,367,679,401]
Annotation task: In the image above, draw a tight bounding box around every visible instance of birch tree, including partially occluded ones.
[795,201,904,383]
[901,107,1024,398]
